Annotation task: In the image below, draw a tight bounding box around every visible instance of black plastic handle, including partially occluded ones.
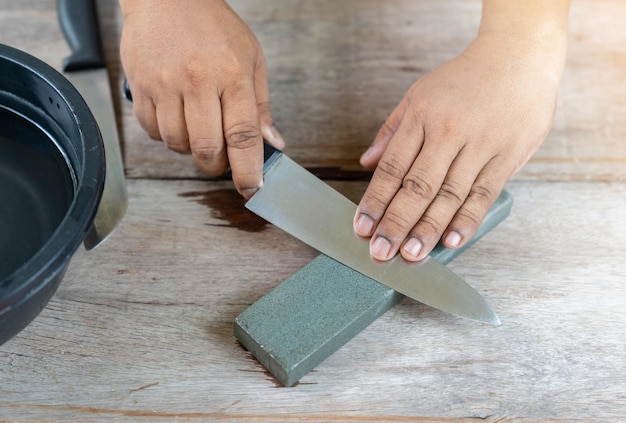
[263,141,281,164]
[58,0,105,71]
[262,140,283,173]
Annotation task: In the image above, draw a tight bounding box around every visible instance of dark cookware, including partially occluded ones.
[0,44,105,345]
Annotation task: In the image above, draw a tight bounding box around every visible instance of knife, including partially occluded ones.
[58,0,128,249]
[246,143,500,325]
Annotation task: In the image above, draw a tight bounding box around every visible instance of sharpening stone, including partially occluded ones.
[235,190,513,387]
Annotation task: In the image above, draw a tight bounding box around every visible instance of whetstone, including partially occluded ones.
[235,190,513,387]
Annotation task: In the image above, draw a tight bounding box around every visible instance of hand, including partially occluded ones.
[119,0,284,198]
[354,31,565,262]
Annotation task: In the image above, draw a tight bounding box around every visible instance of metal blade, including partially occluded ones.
[65,69,127,249]
[246,153,499,325]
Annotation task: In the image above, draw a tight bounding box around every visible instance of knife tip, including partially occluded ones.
[484,311,501,326]
[468,307,500,326]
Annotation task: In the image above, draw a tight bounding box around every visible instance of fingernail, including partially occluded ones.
[445,231,462,248]
[241,185,261,199]
[402,237,422,259]
[371,236,392,260]
[354,214,375,236]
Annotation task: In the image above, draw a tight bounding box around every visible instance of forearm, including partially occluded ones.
[119,0,228,16]
[476,0,571,81]
[119,0,157,15]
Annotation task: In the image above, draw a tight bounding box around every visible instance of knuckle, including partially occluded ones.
[402,172,436,200]
[455,207,483,228]
[147,131,162,141]
[192,140,223,162]
[452,184,498,229]
[136,115,160,141]
[165,139,190,154]
[182,58,209,88]
[469,183,497,205]
[217,50,256,84]
[415,214,445,238]
[383,209,412,231]
[376,154,406,183]
[161,131,190,153]
[438,119,456,139]
[376,209,414,243]
[359,190,388,215]
[437,180,465,204]
[224,123,261,149]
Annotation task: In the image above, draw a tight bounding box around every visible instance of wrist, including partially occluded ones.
[119,0,228,17]
[474,1,570,82]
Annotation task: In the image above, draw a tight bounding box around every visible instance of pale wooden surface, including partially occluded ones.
[1,0,626,422]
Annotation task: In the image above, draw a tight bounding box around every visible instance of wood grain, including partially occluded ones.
[1,179,625,421]
[1,0,625,421]
[3,0,623,181]
[121,0,626,181]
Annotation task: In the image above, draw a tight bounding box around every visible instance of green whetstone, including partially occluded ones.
[235,190,513,387]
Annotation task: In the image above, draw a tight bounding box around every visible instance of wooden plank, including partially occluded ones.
[2,0,624,181]
[120,0,626,181]
[1,178,625,421]
[1,0,625,420]
[125,0,626,181]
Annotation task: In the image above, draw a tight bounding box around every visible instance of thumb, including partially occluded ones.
[254,52,285,150]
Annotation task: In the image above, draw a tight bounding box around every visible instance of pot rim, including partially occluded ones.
[0,44,105,309]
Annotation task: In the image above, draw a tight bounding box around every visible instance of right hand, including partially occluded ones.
[119,0,284,198]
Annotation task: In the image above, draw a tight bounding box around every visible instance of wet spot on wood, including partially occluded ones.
[179,189,268,233]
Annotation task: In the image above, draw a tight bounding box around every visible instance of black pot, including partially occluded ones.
[0,44,105,345]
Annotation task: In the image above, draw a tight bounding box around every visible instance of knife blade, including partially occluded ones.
[246,144,500,325]
[58,0,128,249]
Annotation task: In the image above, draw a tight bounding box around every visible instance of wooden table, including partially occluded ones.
[1,1,625,421]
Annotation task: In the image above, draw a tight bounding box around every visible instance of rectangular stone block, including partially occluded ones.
[235,190,513,387]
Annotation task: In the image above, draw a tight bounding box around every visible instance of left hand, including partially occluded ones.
[353,32,562,262]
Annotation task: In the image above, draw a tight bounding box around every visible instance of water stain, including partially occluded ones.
[397,65,425,73]
[179,189,268,233]
[308,167,373,181]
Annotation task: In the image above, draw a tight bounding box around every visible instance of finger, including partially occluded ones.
[185,89,228,177]
[359,96,409,169]
[353,117,423,240]
[221,79,264,198]
[368,134,461,261]
[442,156,510,250]
[155,95,190,153]
[254,53,285,150]
[400,147,484,261]
[132,90,160,141]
